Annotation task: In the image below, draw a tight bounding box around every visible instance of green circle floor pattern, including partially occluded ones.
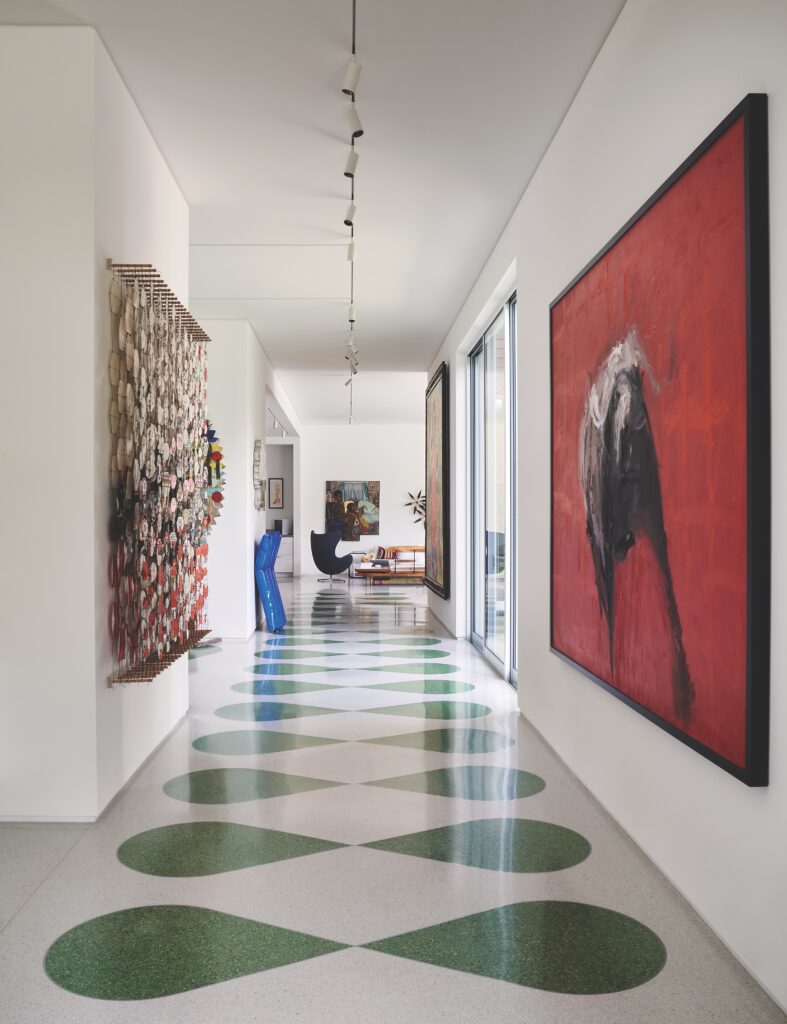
[55,599,669,1004]
[255,647,450,660]
[163,768,341,804]
[261,636,442,647]
[45,905,345,1000]
[245,661,461,676]
[363,701,491,720]
[215,701,341,722]
[364,818,591,873]
[230,679,342,695]
[366,765,545,800]
[45,900,665,999]
[364,900,666,994]
[118,822,344,877]
[359,679,474,694]
[244,663,341,676]
[363,727,513,753]
[192,730,342,755]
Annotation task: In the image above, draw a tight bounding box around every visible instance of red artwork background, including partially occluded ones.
[551,117,748,768]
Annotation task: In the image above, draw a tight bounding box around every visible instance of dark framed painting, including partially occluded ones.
[550,94,770,786]
[269,477,284,509]
[325,480,380,541]
[425,362,450,598]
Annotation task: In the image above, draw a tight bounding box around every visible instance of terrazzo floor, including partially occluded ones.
[0,579,783,1022]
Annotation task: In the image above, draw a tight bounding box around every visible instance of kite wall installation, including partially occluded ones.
[107,262,218,684]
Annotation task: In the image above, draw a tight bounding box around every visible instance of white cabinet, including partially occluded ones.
[276,535,294,575]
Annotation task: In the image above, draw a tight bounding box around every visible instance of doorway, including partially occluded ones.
[469,294,517,684]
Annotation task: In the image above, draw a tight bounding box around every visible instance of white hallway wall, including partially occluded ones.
[93,38,190,815]
[204,321,267,640]
[0,27,97,819]
[201,319,304,637]
[428,0,787,1009]
[299,423,426,572]
[0,26,189,819]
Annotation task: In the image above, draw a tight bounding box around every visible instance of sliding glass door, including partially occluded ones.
[470,295,517,682]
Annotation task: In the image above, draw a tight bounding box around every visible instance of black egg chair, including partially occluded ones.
[311,530,353,582]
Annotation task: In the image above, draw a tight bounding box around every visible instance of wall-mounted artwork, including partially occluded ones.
[107,264,214,684]
[252,439,265,511]
[204,422,225,527]
[269,477,284,509]
[550,95,770,785]
[405,489,426,526]
[425,362,449,598]
[325,480,380,541]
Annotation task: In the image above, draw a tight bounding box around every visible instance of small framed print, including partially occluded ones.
[269,477,284,509]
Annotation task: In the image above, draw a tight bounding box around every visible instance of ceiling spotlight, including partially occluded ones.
[345,352,359,366]
[346,104,364,140]
[344,148,358,178]
[273,416,279,429]
[345,376,353,387]
[344,340,358,354]
[342,56,362,99]
[281,427,286,437]
[348,303,356,322]
[344,203,356,227]
[347,240,355,261]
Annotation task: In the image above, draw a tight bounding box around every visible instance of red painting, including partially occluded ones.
[550,96,770,784]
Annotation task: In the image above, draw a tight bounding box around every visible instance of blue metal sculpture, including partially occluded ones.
[255,532,287,633]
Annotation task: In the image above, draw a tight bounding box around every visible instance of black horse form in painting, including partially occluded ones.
[579,330,695,722]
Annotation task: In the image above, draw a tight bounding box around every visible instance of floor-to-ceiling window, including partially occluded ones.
[470,294,517,684]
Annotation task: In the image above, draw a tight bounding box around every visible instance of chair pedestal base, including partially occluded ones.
[317,576,347,583]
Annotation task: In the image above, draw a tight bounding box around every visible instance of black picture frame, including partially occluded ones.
[268,477,284,510]
[425,361,450,598]
[549,94,770,786]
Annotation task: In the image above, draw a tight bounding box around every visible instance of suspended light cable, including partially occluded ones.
[341,0,362,423]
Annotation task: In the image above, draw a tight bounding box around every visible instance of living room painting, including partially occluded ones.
[325,481,380,541]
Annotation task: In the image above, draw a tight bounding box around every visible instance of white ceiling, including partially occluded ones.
[2,0,625,422]
[276,371,427,427]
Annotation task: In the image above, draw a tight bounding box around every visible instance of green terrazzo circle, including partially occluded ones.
[364,727,513,753]
[118,822,342,877]
[231,679,341,695]
[365,818,591,872]
[364,701,490,720]
[163,768,339,804]
[188,644,221,659]
[355,648,449,659]
[367,765,545,799]
[45,905,345,1000]
[360,662,459,675]
[262,638,344,647]
[256,649,347,659]
[360,680,474,694]
[255,647,449,660]
[364,900,666,994]
[216,701,340,722]
[193,730,341,755]
[244,663,340,676]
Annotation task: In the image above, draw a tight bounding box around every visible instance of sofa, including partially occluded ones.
[352,545,425,585]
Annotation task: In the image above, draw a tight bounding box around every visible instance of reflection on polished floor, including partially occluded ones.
[0,580,782,1021]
